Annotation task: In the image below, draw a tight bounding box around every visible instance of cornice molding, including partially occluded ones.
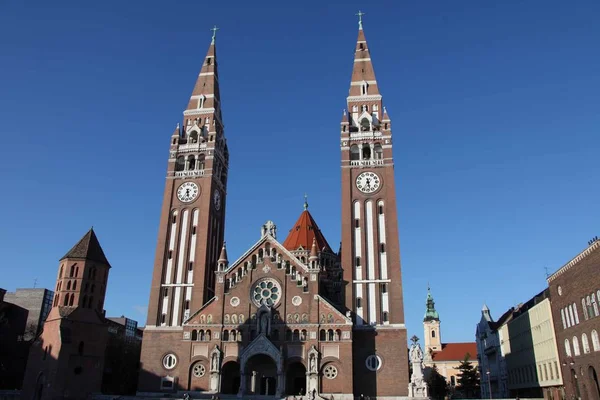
[547,241,600,282]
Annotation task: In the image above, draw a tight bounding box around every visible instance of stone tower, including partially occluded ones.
[339,15,409,397]
[21,228,111,400]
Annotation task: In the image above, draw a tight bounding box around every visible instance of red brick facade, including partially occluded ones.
[21,229,111,400]
[547,240,600,400]
[139,22,408,399]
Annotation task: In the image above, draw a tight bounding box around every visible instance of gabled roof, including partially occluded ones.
[431,343,477,362]
[60,228,111,267]
[282,209,331,252]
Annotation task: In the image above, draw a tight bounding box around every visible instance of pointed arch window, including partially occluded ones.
[175,156,185,172]
[72,281,77,291]
[70,265,75,277]
[68,293,74,306]
[362,143,371,158]
[592,293,599,317]
[67,281,72,291]
[583,298,589,320]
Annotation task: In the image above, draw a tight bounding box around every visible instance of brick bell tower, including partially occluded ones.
[340,14,409,396]
[145,27,228,330]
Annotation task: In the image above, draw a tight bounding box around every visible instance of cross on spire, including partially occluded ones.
[210,25,219,44]
[356,10,365,30]
[304,193,309,210]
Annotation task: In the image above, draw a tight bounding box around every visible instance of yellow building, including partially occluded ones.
[422,288,478,388]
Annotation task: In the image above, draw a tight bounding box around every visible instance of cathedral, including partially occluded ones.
[138,17,409,399]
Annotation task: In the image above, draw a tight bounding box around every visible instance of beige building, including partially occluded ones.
[422,288,478,388]
[482,289,564,399]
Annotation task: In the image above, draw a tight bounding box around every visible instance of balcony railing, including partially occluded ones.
[349,159,384,167]
[174,169,205,178]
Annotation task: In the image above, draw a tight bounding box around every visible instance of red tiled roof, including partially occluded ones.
[282,210,331,252]
[431,343,477,362]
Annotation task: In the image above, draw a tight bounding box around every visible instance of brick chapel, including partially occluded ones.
[138,17,409,399]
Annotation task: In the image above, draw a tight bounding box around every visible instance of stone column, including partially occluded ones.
[250,371,257,394]
[237,373,247,398]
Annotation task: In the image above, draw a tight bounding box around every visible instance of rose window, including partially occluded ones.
[193,363,206,378]
[324,365,338,379]
[251,279,281,307]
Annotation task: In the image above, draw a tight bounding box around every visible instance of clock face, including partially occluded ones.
[213,190,221,211]
[177,182,199,203]
[356,171,381,194]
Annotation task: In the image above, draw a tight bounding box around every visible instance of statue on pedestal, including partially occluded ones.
[408,335,429,399]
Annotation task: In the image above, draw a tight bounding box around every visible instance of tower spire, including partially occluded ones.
[424,286,440,322]
[183,28,223,135]
[348,18,381,99]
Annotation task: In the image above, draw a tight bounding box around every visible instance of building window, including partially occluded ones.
[172,214,177,224]
[573,302,580,324]
[561,308,566,329]
[356,297,362,308]
[354,218,359,228]
[587,296,594,318]
[378,205,383,215]
[583,298,589,320]
[582,333,591,354]
[323,365,338,380]
[592,293,599,317]
[572,336,580,356]
[365,355,382,371]
[432,330,436,338]
[380,243,385,253]
[381,283,388,294]
[192,226,197,235]
[565,339,572,357]
[592,330,600,352]
[161,313,166,324]
[162,354,177,370]
[188,261,193,271]
[382,311,389,322]
[185,300,190,310]
[355,257,361,267]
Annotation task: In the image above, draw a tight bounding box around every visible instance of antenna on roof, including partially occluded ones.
[544,267,550,278]
[33,278,37,288]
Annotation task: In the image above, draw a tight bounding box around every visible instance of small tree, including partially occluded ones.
[455,353,480,399]
[426,364,448,400]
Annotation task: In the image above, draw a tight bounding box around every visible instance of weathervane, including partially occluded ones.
[356,10,365,30]
[210,25,219,44]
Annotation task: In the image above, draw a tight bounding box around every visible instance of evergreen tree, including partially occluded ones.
[426,364,448,400]
[455,353,480,399]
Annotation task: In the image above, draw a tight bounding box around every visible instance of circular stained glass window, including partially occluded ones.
[251,279,281,307]
[365,354,382,372]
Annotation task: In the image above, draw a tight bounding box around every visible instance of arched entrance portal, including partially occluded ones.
[221,361,241,394]
[286,362,306,396]
[245,354,277,396]
[571,369,581,400]
[589,366,600,400]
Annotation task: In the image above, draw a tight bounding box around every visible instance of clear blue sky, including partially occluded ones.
[1,0,599,344]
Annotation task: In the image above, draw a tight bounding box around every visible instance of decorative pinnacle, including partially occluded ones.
[356,10,365,30]
[210,25,219,44]
[303,193,309,210]
[410,335,419,345]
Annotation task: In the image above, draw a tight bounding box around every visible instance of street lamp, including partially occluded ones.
[486,370,492,399]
